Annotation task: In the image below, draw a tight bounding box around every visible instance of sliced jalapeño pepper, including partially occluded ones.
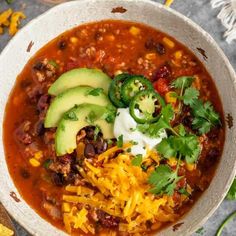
[129,90,165,123]
[108,73,130,108]
[121,75,153,105]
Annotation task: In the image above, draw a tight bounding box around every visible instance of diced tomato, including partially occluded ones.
[65,61,80,71]
[153,78,169,95]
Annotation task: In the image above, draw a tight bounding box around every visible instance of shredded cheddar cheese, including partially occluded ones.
[0,224,14,236]
[62,150,178,234]
[165,0,174,7]
[0,9,26,36]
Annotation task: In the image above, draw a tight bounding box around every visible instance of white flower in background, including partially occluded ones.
[211,0,236,43]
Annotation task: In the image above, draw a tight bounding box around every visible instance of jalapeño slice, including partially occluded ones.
[121,75,153,105]
[108,73,130,108]
[129,90,165,123]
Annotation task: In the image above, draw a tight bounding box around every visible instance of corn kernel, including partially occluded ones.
[174,50,183,60]
[165,91,177,104]
[163,37,175,48]
[29,158,40,167]
[129,26,140,36]
[114,70,123,76]
[192,75,201,90]
[34,151,43,160]
[62,202,71,213]
[70,37,78,44]
[167,157,177,167]
[145,53,157,60]
[186,163,196,171]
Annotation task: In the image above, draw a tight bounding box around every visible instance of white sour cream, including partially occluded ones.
[114,108,166,156]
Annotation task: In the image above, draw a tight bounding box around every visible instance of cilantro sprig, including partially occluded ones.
[171,76,220,134]
[148,162,182,195]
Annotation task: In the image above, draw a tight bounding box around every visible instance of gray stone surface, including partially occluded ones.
[0,0,235,235]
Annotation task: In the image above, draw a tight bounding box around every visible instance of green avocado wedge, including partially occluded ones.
[44,86,112,128]
[48,68,112,96]
[55,104,115,156]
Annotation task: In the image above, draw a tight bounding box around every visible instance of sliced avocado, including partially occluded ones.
[48,68,112,96]
[44,86,112,128]
[55,104,115,156]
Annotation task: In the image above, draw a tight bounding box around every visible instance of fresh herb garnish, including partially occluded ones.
[191,100,220,134]
[178,188,190,196]
[131,141,138,145]
[86,111,97,124]
[131,154,143,166]
[43,159,52,169]
[107,139,113,145]
[195,227,205,235]
[148,164,182,195]
[60,124,65,131]
[48,60,59,68]
[226,178,236,200]
[5,0,14,4]
[64,110,78,121]
[171,76,195,89]
[117,135,123,148]
[86,88,104,96]
[94,126,100,141]
[157,134,200,164]
[102,105,117,123]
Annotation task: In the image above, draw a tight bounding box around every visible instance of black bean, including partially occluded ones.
[51,173,64,186]
[85,126,95,140]
[20,168,30,179]
[96,210,119,228]
[156,43,166,55]
[37,94,50,112]
[95,140,108,154]
[145,38,156,50]
[182,115,193,129]
[33,120,45,136]
[58,40,67,50]
[84,143,96,158]
[33,61,45,71]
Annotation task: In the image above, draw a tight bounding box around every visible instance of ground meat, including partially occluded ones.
[84,143,96,158]
[43,201,61,220]
[96,210,120,228]
[14,121,32,144]
[49,155,72,175]
[25,85,43,103]
[37,94,50,113]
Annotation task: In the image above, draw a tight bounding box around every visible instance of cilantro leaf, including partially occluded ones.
[156,131,200,164]
[226,178,236,200]
[131,154,143,166]
[64,110,78,121]
[148,165,181,195]
[156,138,177,158]
[117,135,123,148]
[86,111,97,124]
[86,88,104,96]
[102,105,117,123]
[178,188,190,196]
[181,87,199,106]
[191,100,220,134]
[171,76,195,89]
[94,126,100,141]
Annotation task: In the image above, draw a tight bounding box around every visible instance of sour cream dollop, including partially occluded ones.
[114,108,167,156]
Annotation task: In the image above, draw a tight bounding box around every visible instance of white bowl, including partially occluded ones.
[0,0,236,235]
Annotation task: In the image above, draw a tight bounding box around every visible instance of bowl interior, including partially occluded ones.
[0,0,236,235]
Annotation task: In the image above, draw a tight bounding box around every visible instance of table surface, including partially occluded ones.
[0,0,235,235]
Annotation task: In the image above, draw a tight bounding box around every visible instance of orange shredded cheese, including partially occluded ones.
[165,0,174,7]
[62,151,178,234]
[9,12,26,36]
[0,9,26,37]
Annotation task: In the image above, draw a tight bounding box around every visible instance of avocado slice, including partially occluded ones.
[48,68,112,96]
[44,86,112,128]
[55,104,115,156]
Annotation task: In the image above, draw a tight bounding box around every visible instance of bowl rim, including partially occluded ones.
[1,0,236,235]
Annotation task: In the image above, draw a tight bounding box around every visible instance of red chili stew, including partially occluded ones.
[3,20,225,235]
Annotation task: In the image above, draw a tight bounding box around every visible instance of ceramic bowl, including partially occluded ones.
[0,0,236,235]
